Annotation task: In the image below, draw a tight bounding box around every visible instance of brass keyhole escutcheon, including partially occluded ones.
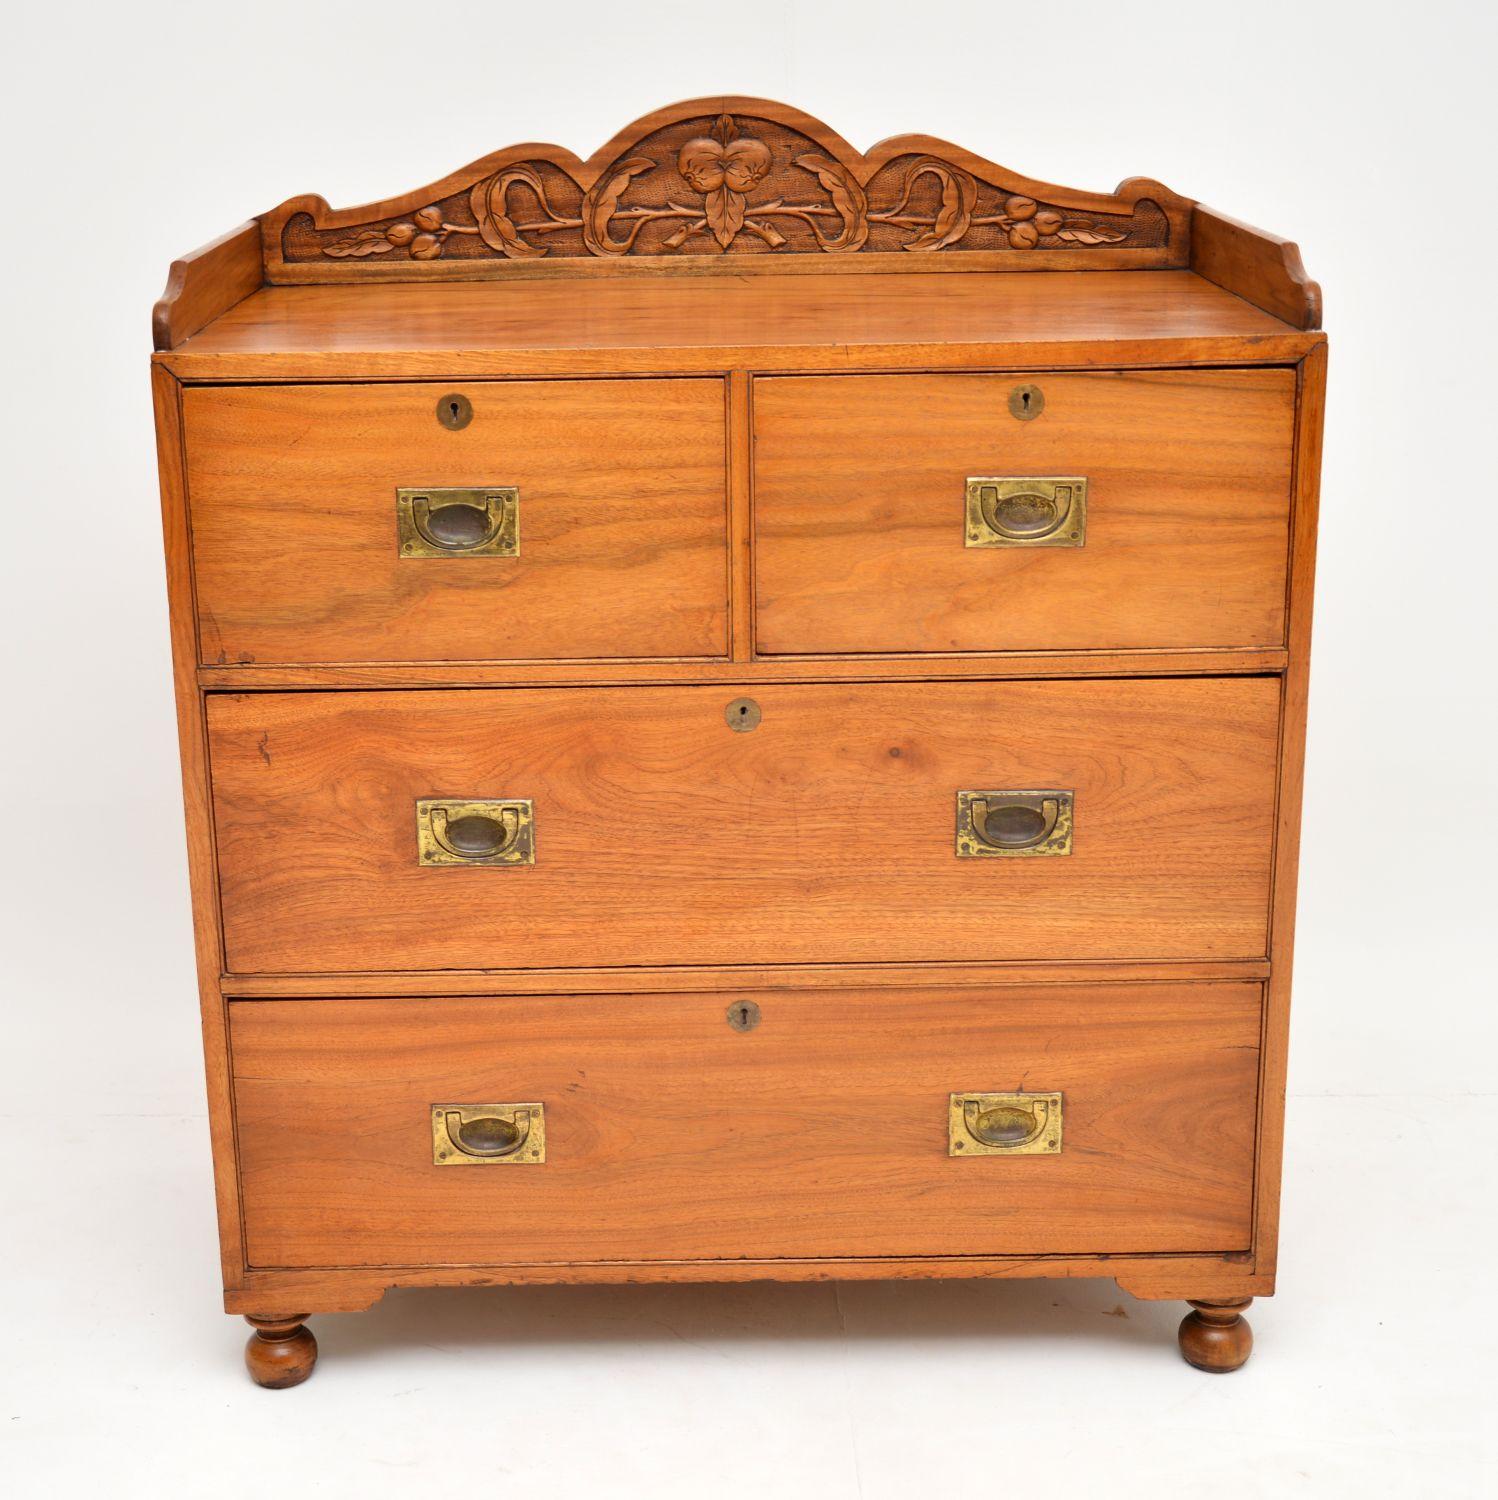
[726,697,761,732]
[1008,383,1044,421]
[436,392,474,430]
[727,1000,761,1032]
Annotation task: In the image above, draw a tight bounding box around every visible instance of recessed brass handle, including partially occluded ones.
[416,799,535,866]
[965,477,1087,548]
[397,486,519,558]
[949,1092,1063,1156]
[432,1104,546,1165]
[956,790,1073,857]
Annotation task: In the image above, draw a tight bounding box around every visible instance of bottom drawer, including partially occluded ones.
[232,983,1261,1268]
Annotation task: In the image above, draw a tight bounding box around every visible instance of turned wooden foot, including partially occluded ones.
[244,1314,318,1388]
[1178,1297,1253,1372]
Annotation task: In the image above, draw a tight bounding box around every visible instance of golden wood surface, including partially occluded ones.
[149,109,1326,1359]
[231,983,1261,1267]
[184,379,728,665]
[219,957,1270,998]
[207,678,1280,974]
[194,648,1289,691]
[257,96,1192,283]
[156,269,1318,381]
[755,368,1295,654]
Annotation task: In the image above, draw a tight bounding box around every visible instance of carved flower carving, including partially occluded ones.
[677,115,773,248]
[320,110,1136,265]
[678,132,772,194]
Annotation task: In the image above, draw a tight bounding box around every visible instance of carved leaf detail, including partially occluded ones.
[882,156,977,251]
[297,105,1165,268]
[471,167,559,260]
[580,156,656,256]
[792,153,869,252]
[324,229,396,258]
[1054,223,1129,245]
[705,186,746,249]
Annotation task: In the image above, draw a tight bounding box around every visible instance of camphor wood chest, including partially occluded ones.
[150,97,1325,1386]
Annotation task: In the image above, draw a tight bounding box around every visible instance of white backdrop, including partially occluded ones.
[3,2,1495,1494]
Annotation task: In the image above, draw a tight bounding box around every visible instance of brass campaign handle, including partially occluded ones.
[956,790,1073,857]
[429,805,520,860]
[446,1109,532,1157]
[397,487,519,557]
[949,1093,1063,1156]
[432,1104,546,1165]
[964,1097,1048,1148]
[416,800,535,866]
[971,794,1060,850]
[965,476,1087,547]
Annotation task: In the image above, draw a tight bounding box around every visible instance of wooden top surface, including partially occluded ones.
[159,268,1317,378]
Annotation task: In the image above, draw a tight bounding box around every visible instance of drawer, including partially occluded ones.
[208,677,1279,973]
[753,370,1296,654]
[183,380,728,664]
[232,984,1262,1266]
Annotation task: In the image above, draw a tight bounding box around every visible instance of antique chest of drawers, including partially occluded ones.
[150,98,1325,1386]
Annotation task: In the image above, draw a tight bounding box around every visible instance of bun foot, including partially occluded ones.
[244,1314,317,1389]
[1178,1297,1253,1372]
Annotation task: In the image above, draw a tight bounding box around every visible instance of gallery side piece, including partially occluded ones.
[150,96,1325,1385]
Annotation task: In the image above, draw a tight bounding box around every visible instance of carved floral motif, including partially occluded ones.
[315,113,1143,265]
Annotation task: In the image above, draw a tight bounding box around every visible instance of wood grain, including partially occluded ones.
[194,647,1289,691]
[151,366,245,1287]
[231,983,1261,1266]
[260,95,1191,282]
[157,269,1320,383]
[219,957,1270,999]
[183,380,728,665]
[754,369,1295,654]
[152,221,262,351]
[225,1254,1269,1314]
[1191,204,1322,330]
[146,110,1328,1360]
[207,677,1281,974]
[1252,340,1328,1283]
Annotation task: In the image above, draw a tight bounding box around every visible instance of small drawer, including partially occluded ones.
[207,676,1280,974]
[183,379,728,665]
[231,983,1262,1267]
[752,369,1296,654]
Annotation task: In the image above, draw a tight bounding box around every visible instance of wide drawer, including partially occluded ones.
[753,369,1296,654]
[232,983,1261,1266]
[183,380,728,664]
[208,677,1279,973]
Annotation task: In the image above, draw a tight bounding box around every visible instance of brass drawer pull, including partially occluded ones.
[965,476,1087,548]
[397,486,519,558]
[416,799,535,866]
[950,1092,1063,1156]
[432,1104,546,1165]
[956,789,1073,857]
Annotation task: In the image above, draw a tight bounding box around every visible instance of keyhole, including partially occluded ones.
[1021,391,1030,411]
[725,697,761,732]
[1008,383,1044,421]
[436,392,473,429]
[727,999,761,1032]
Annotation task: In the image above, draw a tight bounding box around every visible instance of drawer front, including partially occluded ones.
[209,677,1279,973]
[184,380,728,664]
[232,984,1261,1266]
[753,370,1295,654]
